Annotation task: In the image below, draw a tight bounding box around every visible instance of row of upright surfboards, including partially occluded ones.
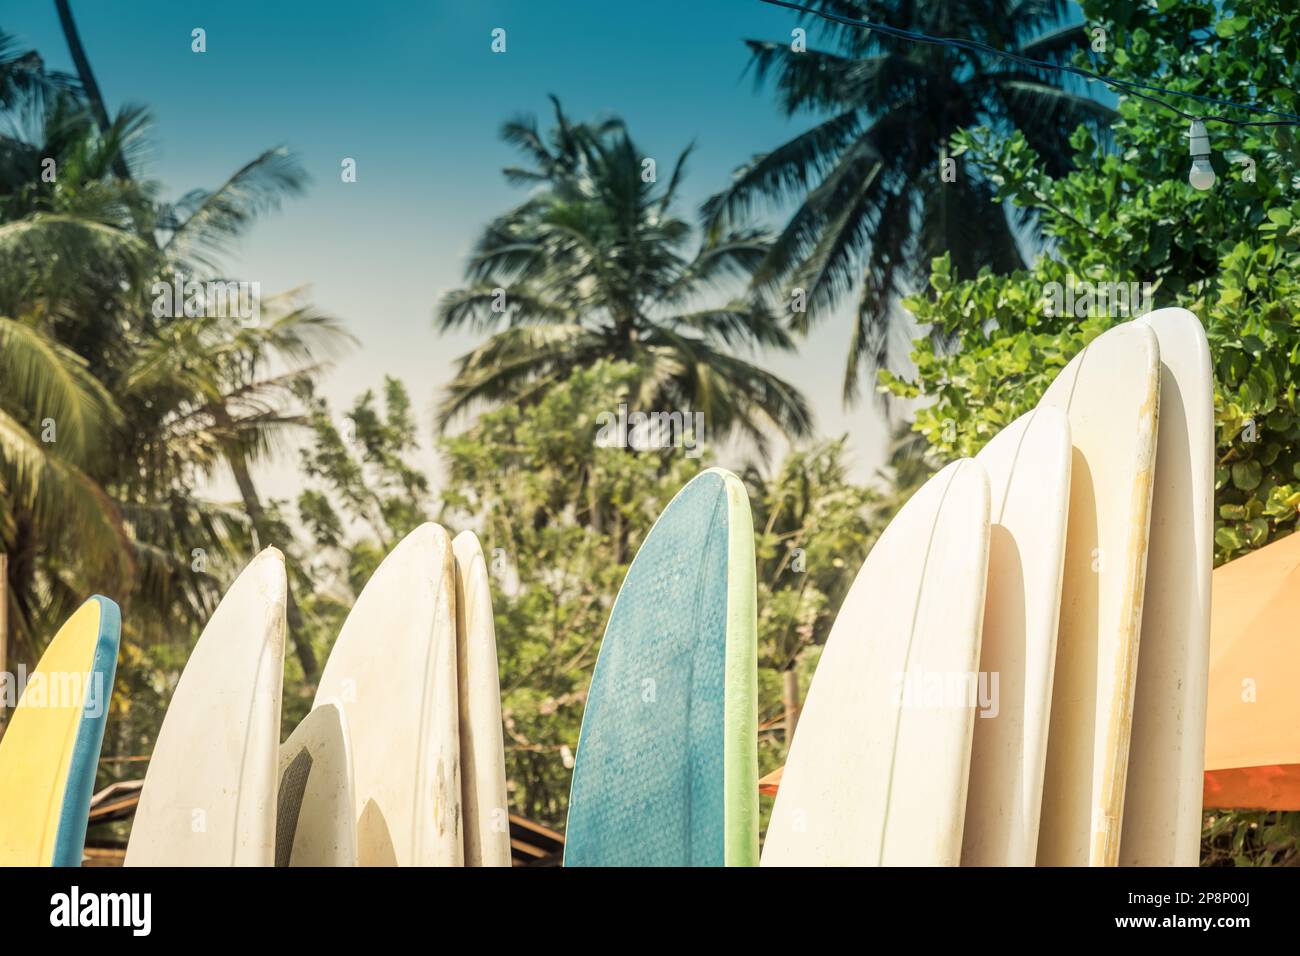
[564,307,1214,866]
[0,307,1212,867]
[0,527,512,866]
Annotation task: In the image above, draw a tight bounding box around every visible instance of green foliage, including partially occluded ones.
[0,37,343,664]
[749,443,879,703]
[1202,809,1300,866]
[440,360,703,826]
[289,377,437,732]
[747,439,882,823]
[883,0,1300,864]
[299,377,431,557]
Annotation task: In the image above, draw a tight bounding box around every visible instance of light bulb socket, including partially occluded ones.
[1188,119,1211,162]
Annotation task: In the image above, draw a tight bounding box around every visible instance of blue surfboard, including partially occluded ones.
[565,468,757,866]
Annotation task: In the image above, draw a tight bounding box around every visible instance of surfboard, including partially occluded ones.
[276,702,357,867]
[126,548,286,866]
[0,596,121,866]
[565,467,758,866]
[313,522,462,866]
[1036,322,1159,866]
[762,459,991,866]
[452,530,511,867]
[961,408,1072,866]
[1120,309,1214,866]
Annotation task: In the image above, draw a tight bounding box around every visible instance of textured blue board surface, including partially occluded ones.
[53,595,121,867]
[565,471,733,866]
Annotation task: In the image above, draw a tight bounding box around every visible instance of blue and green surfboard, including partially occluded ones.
[565,468,757,866]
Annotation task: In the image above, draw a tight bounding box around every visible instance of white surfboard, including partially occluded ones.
[1036,323,1159,866]
[962,407,1072,866]
[126,548,286,866]
[1120,309,1214,866]
[452,531,511,867]
[762,459,990,866]
[314,523,462,866]
[276,702,357,866]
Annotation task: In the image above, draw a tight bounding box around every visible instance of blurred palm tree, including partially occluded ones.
[0,39,347,680]
[436,98,812,452]
[704,0,1115,399]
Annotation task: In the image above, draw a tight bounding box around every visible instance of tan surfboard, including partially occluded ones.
[1036,322,1159,866]
[126,548,286,866]
[452,531,511,867]
[962,407,1072,865]
[1119,309,1214,866]
[313,523,462,866]
[276,702,357,867]
[762,459,991,866]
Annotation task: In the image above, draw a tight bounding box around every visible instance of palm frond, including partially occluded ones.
[162,147,308,268]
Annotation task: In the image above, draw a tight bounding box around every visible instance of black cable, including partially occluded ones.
[758,0,1300,127]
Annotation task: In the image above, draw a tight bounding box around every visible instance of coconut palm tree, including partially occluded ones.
[0,28,79,117]
[0,49,346,679]
[124,289,353,676]
[704,0,1116,399]
[0,311,130,657]
[436,98,812,450]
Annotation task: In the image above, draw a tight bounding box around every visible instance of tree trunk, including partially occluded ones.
[226,446,319,686]
[782,668,801,751]
[53,0,132,182]
[587,466,601,536]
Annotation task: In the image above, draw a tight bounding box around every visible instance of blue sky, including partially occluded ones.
[8,0,898,496]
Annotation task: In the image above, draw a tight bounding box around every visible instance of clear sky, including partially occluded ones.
[7,0,893,500]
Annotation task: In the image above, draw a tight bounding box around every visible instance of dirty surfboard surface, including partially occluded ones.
[1036,322,1159,866]
[276,702,357,866]
[313,523,462,866]
[1120,308,1214,866]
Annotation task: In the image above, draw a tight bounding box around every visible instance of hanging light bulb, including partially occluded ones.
[1188,119,1215,190]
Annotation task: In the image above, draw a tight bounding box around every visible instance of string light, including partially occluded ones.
[1188,120,1215,191]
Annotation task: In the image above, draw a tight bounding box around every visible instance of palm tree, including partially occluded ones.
[436,98,812,450]
[704,0,1115,399]
[0,30,73,112]
[54,0,130,181]
[0,312,130,658]
[124,289,354,678]
[0,48,346,679]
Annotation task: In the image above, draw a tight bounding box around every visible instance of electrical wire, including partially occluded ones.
[757,0,1300,128]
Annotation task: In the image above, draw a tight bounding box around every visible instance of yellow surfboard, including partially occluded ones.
[0,596,121,866]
